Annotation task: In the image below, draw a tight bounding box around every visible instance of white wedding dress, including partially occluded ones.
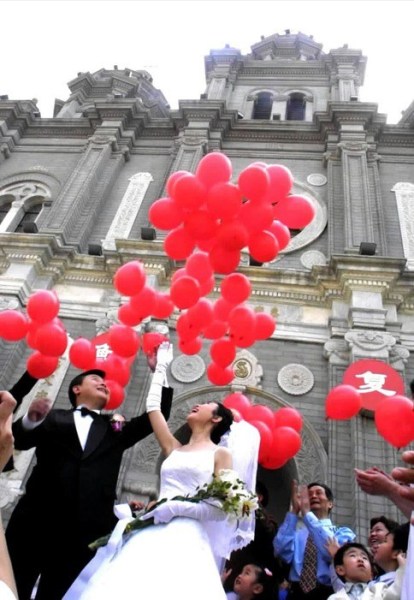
[68,447,228,600]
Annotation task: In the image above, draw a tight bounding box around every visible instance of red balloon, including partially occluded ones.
[176,312,200,341]
[198,275,215,297]
[325,385,362,420]
[203,320,228,340]
[142,332,168,355]
[239,201,274,235]
[184,210,218,240]
[35,322,68,356]
[266,164,293,202]
[213,297,234,322]
[170,276,201,310]
[217,221,249,251]
[206,362,234,386]
[246,404,274,428]
[102,354,131,387]
[164,226,196,260]
[26,320,40,349]
[273,195,315,229]
[166,170,189,197]
[375,395,414,448]
[69,338,96,370]
[228,305,256,339]
[210,338,236,368]
[185,252,214,283]
[250,420,273,464]
[238,165,270,203]
[195,152,232,190]
[105,379,125,410]
[196,236,216,253]
[130,286,157,318]
[114,261,146,297]
[249,231,279,263]
[221,273,251,305]
[27,352,59,379]
[265,427,301,469]
[222,392,252,418]
[118,303,143,327]
[178,336,203,355]
[268,220,291,251]
[206,182,243,220]
[152,293,175,319]
[187,298,214,330]
[209,244,241,275]
[0,310,29,341]
[273,407,303,432]
[149,197,183,230]
[27,290,59,324]
[172,173,207,211]
[254,313,276,340]
[231,330,256,349]
[108,324,140,358]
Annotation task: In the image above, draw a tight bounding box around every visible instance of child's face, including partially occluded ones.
[336,547,373,583]
[374,533,397,569]
[369,522,389,556]
[234,565,263,598]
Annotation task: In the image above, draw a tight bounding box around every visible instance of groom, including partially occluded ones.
[6,353,173,600]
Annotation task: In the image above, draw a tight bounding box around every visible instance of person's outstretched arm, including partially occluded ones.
[355,466,414,519]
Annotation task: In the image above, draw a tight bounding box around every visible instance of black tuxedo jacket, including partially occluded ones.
[11,386,173,544]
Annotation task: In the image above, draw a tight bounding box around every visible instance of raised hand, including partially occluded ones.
[290,479,301,514]
[27,397,52,423]
[155,342,173,371]
[298,483,310,515]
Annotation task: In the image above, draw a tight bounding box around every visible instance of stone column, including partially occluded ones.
[44,128,126,250]
[392,182,414,270]
[0,200,24,233]
[338,128,375,253]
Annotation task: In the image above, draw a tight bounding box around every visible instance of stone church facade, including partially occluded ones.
[1,32,414,540]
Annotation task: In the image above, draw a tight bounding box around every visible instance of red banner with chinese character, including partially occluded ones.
[343,359,405,412]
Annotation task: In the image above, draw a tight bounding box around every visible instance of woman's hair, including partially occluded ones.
[392,522,410,553]
[248,563,274,600]
[210,403,233,444]
[369,515,400,532]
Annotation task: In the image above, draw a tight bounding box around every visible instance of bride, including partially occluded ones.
[64,343,259,600]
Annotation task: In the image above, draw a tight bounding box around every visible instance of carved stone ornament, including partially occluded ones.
[95,309,119,335]
[300,250,327,270]
[306,173,327,187]
[171,354,206,383]
[231,350,263,388]
[0,296,19,311]
[277,363,314,395]
[345,330,396,354]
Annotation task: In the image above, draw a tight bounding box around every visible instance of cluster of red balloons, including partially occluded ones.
[223,392,302,469]
[325,384,414,448]
[113,260,174,327]
[149,152,315,274]
[0,291,68,379]
[175,268,275,385]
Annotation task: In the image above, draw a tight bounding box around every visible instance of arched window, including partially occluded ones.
[15,202,42,232]
[252,92,273,120]
[286,93,306,120]
[0,201,12,225]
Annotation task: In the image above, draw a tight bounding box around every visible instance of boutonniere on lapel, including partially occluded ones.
[110,414,126,432]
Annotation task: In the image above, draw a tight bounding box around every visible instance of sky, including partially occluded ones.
[2,0,414,124]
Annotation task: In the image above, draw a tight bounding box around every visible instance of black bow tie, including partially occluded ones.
[76,407,100,419]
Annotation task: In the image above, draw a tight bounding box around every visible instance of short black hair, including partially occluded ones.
[370,515,400,533]
[68,369,105,407]
[307,482,334,502]
[409,379,414,397]
[392,522,410,553]
[210,403,233,444]
[333,542,373,569]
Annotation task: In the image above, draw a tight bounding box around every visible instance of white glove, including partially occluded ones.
[146,342,173,413]
[140,499,226,524]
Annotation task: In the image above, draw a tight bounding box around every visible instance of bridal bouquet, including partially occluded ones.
[89,468,258,550]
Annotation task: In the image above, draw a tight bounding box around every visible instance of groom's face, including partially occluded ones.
[73,374,109,409]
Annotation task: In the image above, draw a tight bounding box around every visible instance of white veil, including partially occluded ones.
[206,419,260,567]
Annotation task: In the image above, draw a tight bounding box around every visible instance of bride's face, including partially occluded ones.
[187,402,219,425]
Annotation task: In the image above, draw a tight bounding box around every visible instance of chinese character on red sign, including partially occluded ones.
[343,359,405,412]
